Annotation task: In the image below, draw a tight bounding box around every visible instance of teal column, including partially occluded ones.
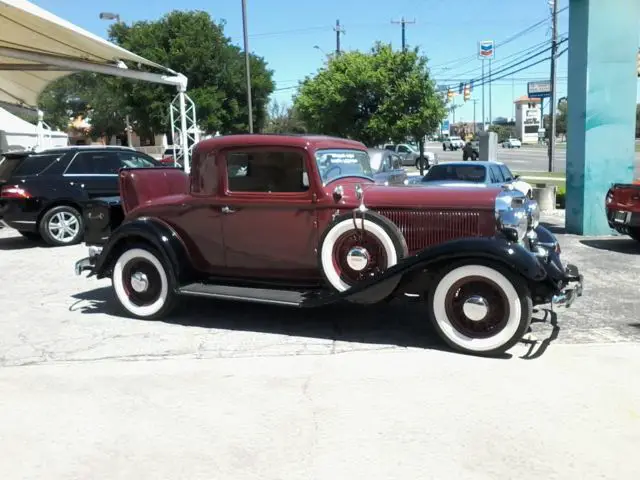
[565,0,640,235]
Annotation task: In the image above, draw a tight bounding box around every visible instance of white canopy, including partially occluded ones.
[0,0,195,171]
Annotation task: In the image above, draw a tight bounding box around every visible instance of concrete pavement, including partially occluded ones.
[1,215,640,479]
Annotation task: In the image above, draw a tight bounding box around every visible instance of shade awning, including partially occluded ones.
[0,0,182,106]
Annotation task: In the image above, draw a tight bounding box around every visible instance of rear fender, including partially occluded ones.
[340,237,547,304]
[91,217,193,284]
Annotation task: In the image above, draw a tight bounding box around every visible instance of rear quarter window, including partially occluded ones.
[8,154,60,176]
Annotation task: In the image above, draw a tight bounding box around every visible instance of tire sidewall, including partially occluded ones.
[318,211,407,292]
[112,246,176,319]
[428,261,532,356]
[39,205,84,246]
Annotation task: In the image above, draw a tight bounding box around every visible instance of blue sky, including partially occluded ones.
[31,0,638,125]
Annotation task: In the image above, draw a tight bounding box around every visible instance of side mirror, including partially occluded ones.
[514,174,521,180]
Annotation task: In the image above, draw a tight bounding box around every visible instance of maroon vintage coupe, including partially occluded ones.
[606,181,640,242]
[75,134,583,356]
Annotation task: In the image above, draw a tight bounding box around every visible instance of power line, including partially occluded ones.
[430,6,568,71]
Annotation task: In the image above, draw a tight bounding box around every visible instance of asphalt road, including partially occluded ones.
[1,218,640,479]
[424,142,640,176]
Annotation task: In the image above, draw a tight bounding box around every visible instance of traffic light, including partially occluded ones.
[447,88,454,101]
[463,84,471,102]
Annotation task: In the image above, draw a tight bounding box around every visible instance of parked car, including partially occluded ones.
[0,146,163,246]
[383,143,437,170]
[159,147,183,167]
[605,182,640,242]
[502,138,522,148]
[74,134,582,357]
[415,161,533,197]
[442,136,465,151]
[368,148,409,185]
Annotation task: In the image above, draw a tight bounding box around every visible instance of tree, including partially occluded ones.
[263,100,307,134]
[488,125,516,142]
[293,42,446,146]
[38,10,275,141]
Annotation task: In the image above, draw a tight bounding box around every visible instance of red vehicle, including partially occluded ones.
[75,134,583,356]
[606,182,640,241]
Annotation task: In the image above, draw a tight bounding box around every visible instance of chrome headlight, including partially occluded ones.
[495,190,529,242]
[526,199,540,229]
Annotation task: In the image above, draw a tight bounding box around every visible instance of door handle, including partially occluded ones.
[221,205,236,214]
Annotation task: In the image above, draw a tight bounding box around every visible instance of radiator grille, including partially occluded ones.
[377,209,484,253]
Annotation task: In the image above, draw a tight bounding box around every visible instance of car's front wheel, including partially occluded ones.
[39,205,84,246]
[112,245,177,320]
[428,261,532,356]
[628,227,640,243]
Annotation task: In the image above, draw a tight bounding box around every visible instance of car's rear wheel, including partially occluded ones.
[415,157,429,170]
[428,261,532,356]
[318,211,407,299]
[112,245,177,320]
[442,144,447,151]
[39,205,84,246]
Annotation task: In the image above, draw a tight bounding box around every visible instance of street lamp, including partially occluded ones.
[99,11,131,147]
[241,0,253,133]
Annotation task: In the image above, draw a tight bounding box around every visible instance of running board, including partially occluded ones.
[178,283,321,307]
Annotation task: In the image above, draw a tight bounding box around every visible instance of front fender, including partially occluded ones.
[91,217,193,284]
[339,236,547,304]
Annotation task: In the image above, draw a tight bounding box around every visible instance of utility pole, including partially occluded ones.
[391,17,416,51]
[334,19,345,55]
[548,0,558,172]
[481,60,485,131]
[241,0,253,133]
[472,99,479,134]
[488,59,492,128]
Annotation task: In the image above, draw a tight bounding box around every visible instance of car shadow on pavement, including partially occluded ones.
[579,238,640,255]
[519,309,560,360]
[70,287,530,359]
[0,236,47,251]
[540,222,566,235]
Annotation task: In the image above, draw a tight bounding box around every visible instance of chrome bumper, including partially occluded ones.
[74,246,103,276]
[551,264,583,308]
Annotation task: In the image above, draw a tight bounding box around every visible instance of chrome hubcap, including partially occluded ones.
[130,271,149,293]
[462,295,489,322]
[48,211,79,242]
[345,246,370,271]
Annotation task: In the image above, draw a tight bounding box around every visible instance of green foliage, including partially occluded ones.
[488,124,516,142]
[293,43,446,146]
[263,100,307,134]
[37,10,275,140]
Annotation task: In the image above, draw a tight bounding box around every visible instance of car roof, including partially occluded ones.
[432,160,506,167]
[196,134,366,153]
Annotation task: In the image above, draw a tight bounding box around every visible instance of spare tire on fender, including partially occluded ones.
[318,210,408,299]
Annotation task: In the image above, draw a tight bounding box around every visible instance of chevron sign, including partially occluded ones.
[478,40,494,59]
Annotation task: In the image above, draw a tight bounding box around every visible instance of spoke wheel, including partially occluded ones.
[428,262,532,356]
[112,246,176,320]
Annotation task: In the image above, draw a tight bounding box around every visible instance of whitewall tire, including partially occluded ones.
[112,246,176,319]
[318,212,407,294]
[428,262,532,356]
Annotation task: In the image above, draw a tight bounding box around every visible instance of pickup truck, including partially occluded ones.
[73,134,583,357]
[383,143,436,170]
[442,136,465,151]
[606,182,640,241]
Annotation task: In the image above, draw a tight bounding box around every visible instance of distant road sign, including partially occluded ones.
[528,80,551,98]
[478,40,494,59]
[441,120,450,133]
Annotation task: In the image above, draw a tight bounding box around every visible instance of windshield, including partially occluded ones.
[423,164,486,183]
[315,149,373,184]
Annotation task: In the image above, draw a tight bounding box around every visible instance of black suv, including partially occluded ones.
[0,146,163,246]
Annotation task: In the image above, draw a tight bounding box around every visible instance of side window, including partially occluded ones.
[397,145,410,153]
[381,153,393,172]
[500,165,513,182]
[226,150,309,193]
[384,145,395,151]
[490,165,505,183]
[65,152,121,175]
